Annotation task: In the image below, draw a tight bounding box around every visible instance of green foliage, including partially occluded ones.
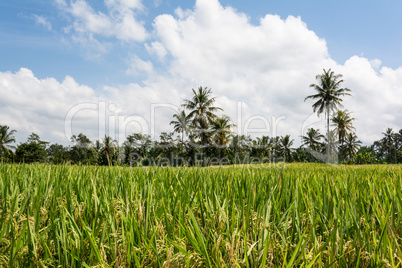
[68,133,99,165]
[15,133,48,163]
[0,125,17,160]
[1,163,401,266]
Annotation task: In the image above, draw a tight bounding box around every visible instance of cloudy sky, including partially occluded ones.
[1,0,401,146]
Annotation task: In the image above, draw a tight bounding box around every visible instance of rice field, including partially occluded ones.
[0,163,401,267]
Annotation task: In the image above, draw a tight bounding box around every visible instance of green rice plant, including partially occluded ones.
[0,163,401,267]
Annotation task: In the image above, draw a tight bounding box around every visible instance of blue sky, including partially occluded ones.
[1,0,401,145]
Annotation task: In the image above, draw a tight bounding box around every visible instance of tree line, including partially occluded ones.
[1,69,401,165]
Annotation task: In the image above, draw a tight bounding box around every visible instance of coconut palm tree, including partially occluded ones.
[211,116,236,147]
[331,110,355,145]
[230,135,252,159]
[170,110,191,145]
[382,128,397,163]
[182,87,223,145]
[342,133,362,159]
[0,125,17,156]
[279,135,294,162]
[305,69,351,159]
[324,129,339,163]
[301,128,324,151]
[101,135,118,166]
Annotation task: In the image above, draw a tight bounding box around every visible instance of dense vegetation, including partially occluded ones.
[1,124,402,166]
[1,69,401,166]
[0,163,401,267]
[1,69,401,267]
[1,69,401,165]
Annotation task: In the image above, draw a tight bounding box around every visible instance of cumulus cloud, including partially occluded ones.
[0,68,98,143]
[144,0,402,144]
[57,0,148,53]
[338,57,402,142]
[2,0,402,146]
[0,67,182,145]
[126,55,154,76]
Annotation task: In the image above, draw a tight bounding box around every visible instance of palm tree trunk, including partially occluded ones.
[181,130,184,146]
[327,107,330,162]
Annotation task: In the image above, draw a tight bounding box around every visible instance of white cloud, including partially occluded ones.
[145,0,402,144]
[145,41,167,60]
[105,0,144,11]
[71,33,111,59]
[338,56,402,142]
[3,0,402,146]
[0,68,98,144]
[32,14,52,31]
[0,67,182,145]
[126,55,154,76]
[57,0,148,53]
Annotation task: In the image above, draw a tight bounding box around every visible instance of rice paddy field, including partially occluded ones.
[0,163,401,267]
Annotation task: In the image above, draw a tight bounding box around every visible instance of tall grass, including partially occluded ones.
[0,163,401,267]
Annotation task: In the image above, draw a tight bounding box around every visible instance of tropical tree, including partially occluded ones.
[279,135,294,162]
[331,110,355,145]
[230,135,252,162]
[382,128,397,163]
[15,133,48,163]
[47,144,69,164]
[324,129,339,163]
[252,136,270,158]
[301,128,324,151]
[170,110,191,145]
[70,133,98,165]
[123,133,152,165]
[71,133,92,148]
[305,69,351,159]
[182,87,223,145]
[211,116,236,147]
[342,133,362,159]
[0,125,16,157]
[100,135,118,166]
[122,135,135,165]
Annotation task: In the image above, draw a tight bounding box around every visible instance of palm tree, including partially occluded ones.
[343,133,362,159]
[252,136,276,159]
[102,135,118,166]
[305,69,351,159]
[211,116,236,147]
[397,129,402,151]
[230,135,252,159]
[182,87,223,145]
[170,110,191,145]
[0,125,17,156]
[279,135,294,162]
[382,128,397,163]
[331,110,355,145]
[301,128,324,151]
[324,129,339,163]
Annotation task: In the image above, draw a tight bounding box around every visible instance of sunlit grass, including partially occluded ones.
[0,163,401,267]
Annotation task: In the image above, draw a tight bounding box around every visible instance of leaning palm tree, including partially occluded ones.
[182,87,223,145]
[331,110,355,145]
[0,125,17,156]
[343,133,362,159]
[170,110,191,145]
[305,69,351,160]
[211,116,236,147]
[301,128,324,152]
[102,135,118,166]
